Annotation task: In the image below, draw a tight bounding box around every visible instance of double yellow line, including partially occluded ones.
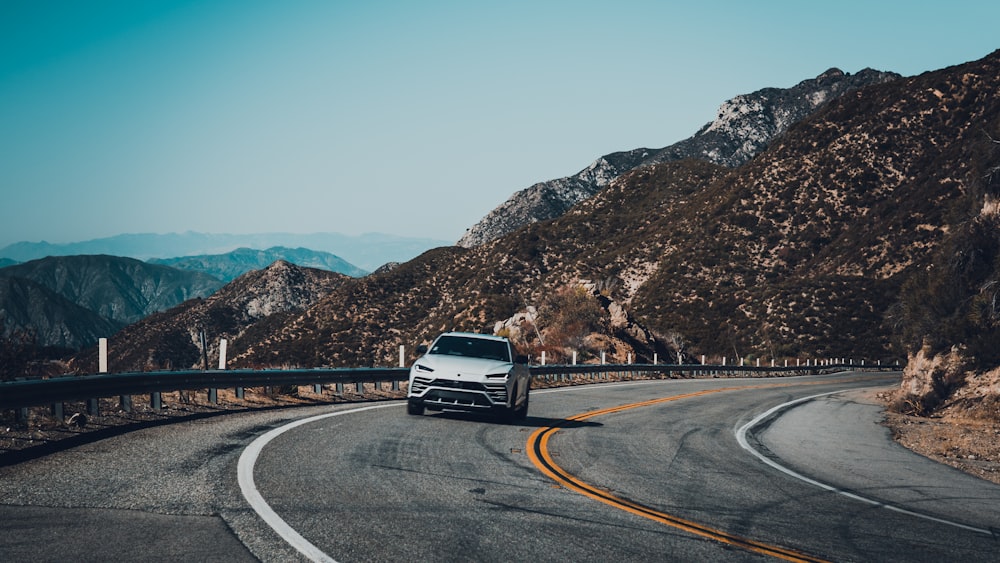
[526,387,829,562]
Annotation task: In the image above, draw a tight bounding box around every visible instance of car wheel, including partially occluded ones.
[514,388,529,420]
[407,400,425,416]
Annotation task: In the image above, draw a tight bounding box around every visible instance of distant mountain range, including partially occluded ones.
[0,255,222,350]
[0,231,449,272]
[0,246,370,351]
[149,246,368,282]
[458,67,900,248]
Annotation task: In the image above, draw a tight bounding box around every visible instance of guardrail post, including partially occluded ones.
[356,381,363,394]
[314,384,322,394]
[51,402,63,420]
[392,379,399,391]
[236,387,244,400]
[209,388,218,404]
[119,395,132,413]
[87,398,99,416]
[336,382,344,394]
[151,392,161,410]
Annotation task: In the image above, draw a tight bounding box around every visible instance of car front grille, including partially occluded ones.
[411,377,509,409]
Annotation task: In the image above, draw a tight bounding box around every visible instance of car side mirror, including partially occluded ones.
[416,345,428,355]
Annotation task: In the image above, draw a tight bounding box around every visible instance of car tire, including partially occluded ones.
[407,400,425,416]
[514,388,529,420]
[500,387,528,423]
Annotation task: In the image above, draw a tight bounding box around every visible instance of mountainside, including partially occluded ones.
[83,51,1000,387]
[70,261,348,373]
[150,246,367,282]
[458,67,900,248]
[0,232,449,272]
[0,276,123,350]
[0,255,223,326]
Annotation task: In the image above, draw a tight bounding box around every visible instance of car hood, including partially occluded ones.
[416,354,513,377]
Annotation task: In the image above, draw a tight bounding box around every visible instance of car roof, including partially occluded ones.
[437,331,509,343]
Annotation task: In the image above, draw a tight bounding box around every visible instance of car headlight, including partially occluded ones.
[414,364,434,373]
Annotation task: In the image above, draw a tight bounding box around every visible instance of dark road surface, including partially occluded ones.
[3,371,998,561]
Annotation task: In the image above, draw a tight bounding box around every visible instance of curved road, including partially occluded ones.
[2,371,999,561]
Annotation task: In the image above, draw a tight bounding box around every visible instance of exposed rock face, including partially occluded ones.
[457,67,900,248]
[895,343,974,415]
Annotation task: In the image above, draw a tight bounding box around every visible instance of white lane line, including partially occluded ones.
[735,391,993,536]
[237,403,402,563]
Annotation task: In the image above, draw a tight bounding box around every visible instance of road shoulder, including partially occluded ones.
[753,388,1000,528]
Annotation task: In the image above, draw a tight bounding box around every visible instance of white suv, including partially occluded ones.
[406,332,530,421]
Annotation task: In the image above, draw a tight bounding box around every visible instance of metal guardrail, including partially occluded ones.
[0,367,407,411]
[0,362,892,412]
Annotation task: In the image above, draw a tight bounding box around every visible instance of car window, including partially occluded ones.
[430,336,511,362]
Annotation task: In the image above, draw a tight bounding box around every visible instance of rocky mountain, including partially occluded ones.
[70,261,349,373]
[457,67,900,248]
[0,255,223,328]
[211,50,999,372]
[0,259,17,268]
[77,49,1000,398]
[149,246,367,282]
[0,231,449,272]
[0,276,122,350]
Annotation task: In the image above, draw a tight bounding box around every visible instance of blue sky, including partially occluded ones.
[2,0,998,249]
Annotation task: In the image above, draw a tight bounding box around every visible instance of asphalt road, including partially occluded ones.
[2,371,999,561]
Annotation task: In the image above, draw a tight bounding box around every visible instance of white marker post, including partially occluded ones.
[99,338,108,373]
[218,339,228,370]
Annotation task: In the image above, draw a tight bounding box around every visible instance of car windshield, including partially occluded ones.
[429,335,511,362]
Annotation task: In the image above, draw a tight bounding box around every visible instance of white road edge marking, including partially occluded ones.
[237,403,402,563]
[735,391,993,536]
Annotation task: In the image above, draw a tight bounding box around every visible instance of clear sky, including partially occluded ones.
[2,0,998,249]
